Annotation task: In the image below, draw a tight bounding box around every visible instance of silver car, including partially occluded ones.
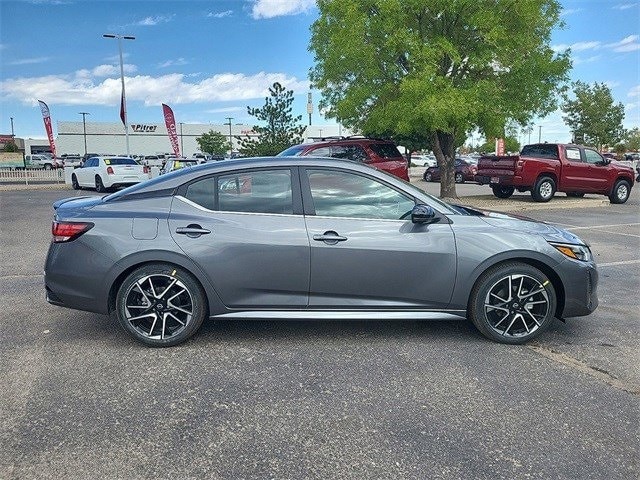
[45,157,598,347]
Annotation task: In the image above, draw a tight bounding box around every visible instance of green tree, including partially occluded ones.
[2,141,19,152]
[236,82,306,157]
[562,81,625,150]
[624,127,640,152]
[310,0,570,199]
[196,130,229,156]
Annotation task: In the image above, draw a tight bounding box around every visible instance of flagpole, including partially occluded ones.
[103,33,135,157]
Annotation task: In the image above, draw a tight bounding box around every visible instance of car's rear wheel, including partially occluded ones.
[468,262,557,344]
[609,179,631,204]
[44,164,52,170]
[531,176,556,202]
[424,172,433,182]
[95,175,106,193]
[491,185,515,199]
[455,172,464,183]
[71,174,80,190]
[115,263,207,347]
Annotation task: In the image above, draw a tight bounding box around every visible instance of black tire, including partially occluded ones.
[44,163,52,170]
[468,262,557,344]
[95,175,106,193]
[455,172,464,183]
[71,174,80,190]
[491,185,515,199]
[609,179,631,204]
[115,263,207,347]
[531,175,556,202]
[566,192,585,198]
[424,172,433,182]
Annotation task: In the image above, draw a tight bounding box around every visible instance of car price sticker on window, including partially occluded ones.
[566,148,581,160]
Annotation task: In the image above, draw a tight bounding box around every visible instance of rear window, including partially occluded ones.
[105,158,138,165]
[369,143,402,159]
[521,144,559,160]
[277,145,306,156]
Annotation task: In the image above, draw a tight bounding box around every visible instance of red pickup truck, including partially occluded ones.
[476,143,635,203]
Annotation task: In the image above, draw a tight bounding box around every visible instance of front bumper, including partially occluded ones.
[557,258,599,318]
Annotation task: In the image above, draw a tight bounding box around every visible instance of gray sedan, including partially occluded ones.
[45,157,598,347]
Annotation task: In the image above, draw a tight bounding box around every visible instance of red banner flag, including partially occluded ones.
[120,90,126,126]
[37,100,58,159]
[162,103,181,158]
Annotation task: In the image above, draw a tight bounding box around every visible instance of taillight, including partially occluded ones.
[143,166,150,174]
[51,221,93,243]
[106,166,114,174]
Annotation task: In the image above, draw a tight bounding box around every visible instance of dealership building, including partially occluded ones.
[38,121,353,158]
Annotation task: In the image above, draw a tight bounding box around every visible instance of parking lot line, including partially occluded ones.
[564,222,640,230]
[597,259,640,267]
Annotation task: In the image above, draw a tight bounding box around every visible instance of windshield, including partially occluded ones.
[105,158,138,165]
[369,143,403,159]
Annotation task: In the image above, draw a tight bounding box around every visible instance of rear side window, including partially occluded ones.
[218,169,293,215]
[521,144,559,159]
[369,143,402,159]
[331,145,369,162]
[306,146,332,157]
[277,145,306,157]
[185,177,216,210]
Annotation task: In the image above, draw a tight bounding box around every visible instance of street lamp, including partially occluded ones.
[225,117,233,157]
[10,117,14,137]
[79,112,90,155]
[103,33,135,156]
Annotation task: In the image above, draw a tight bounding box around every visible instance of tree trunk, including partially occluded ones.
[432,130,457,200]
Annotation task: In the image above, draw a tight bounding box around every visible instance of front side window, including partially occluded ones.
[584,149,603,165]
[307,169,414,220]
[565,147,582,162]
[218,169,293,214]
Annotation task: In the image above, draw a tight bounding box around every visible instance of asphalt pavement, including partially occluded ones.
[1,183,638,479]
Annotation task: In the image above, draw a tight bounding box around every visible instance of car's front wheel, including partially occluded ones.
[455,172,464,183]
[609,179,631,204]
[468,262,557,344]
[424,172,433,182]
[71,174,80,190]
[115,263,207,347]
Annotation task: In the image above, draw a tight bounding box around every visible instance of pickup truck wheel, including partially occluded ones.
[455,173,464,183]
[71,174,81,190]
[566,192,585,198]
[95,176,106,193]
[531,176,556,202]
[424,172,433,182]
[609,179,631,204]
[491,185,515,199]
[468,262,557,344]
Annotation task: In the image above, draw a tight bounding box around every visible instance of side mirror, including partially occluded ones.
[411,204,438,224]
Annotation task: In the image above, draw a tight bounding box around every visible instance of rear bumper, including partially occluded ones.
[476,174,526,187]
[104,174,148,188]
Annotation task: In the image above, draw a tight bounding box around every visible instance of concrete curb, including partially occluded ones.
[0,183,70,191]
[451,195,610,212]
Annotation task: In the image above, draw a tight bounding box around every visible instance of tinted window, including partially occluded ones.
[307,146,332,157]
[218,169,293,215]
[277,145,306,156]
[584,149,603,165]
[369,143,402,159]
[104,158,137,165]
[185,177,216,210]
[87,158,98,167]
[307,169,414,220]
[331,145,369,162]
[521,144,559,159]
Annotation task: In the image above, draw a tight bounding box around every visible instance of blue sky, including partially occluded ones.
[1,0,639,143]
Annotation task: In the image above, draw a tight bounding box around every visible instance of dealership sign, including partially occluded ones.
[131,124,157,133]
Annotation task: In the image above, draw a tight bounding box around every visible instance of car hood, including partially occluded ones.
[452,204,586,245]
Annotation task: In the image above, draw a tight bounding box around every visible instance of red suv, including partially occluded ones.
[278,137,409,180]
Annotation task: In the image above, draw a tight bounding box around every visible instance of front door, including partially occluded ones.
[301,167,457,308]
[582,148,610,192]
[561,146,591,191]
[169,168,310,308]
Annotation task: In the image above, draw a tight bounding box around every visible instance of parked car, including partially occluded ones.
[24,154,57,170]
[411,154,437,168]
[142,155,164,168]
[45,156,598,347]
[63,155,83,168]
[161,158,200,174]
[70,156,149,192]
[476,143,635,203]
[277,137,409,181]
[423,158,478,183]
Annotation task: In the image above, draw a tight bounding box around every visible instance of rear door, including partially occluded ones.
[169,167,310,308]
[301,167,456,308]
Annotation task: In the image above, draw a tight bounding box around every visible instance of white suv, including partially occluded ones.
[71,156,149,192]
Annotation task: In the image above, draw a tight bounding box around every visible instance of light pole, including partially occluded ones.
[225,117,233,157]
[10,117,14,137]
[179,122,184,157]
[103,33,135,156]
[538,125,542,143]
[79,112,90,155]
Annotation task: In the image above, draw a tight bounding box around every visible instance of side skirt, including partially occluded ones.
[211,310,467,321]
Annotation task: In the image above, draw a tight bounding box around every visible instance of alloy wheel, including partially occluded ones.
[616,183,628,201]
[123,274,193,340]
[483,274,550,338]
[539,181,553,199]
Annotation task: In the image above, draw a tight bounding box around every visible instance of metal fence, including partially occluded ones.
[0,168,65,184]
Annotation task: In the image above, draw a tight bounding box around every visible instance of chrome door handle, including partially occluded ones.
[176,225,211,238]
[313,231,348,244]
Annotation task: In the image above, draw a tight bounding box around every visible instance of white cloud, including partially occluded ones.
[104,52,130,63]
[0,71,309,107]
[613,3,638,10]
[607,35,640,52]
[561,8,582,16]
[625,102,638,111]
[158,58,189,68]
[134,15,174,26]
[208,10,233,18]
[552,41,601,53]
[251,0,315,19]
[603,80,621,89]
[9,57,51,65]
[89,64,137,76]
[628,85,640,97]
[573,54,602,65]
[205,106,245,114]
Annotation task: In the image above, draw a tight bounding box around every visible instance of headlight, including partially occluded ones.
[549,242,592,262]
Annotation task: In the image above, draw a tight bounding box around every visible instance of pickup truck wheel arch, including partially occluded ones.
[531,175,556,202]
